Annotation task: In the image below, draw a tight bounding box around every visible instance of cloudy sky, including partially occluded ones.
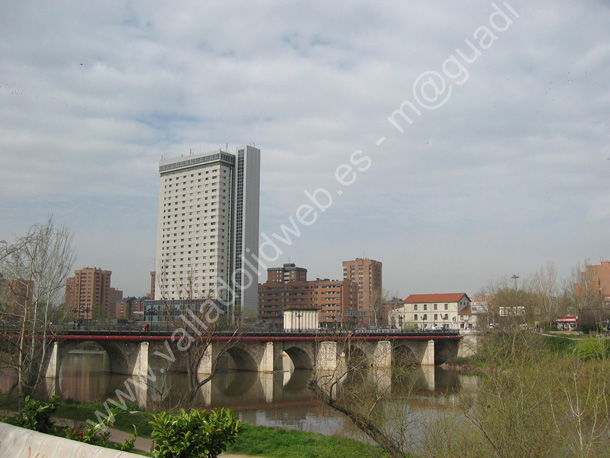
[1,1,609,298]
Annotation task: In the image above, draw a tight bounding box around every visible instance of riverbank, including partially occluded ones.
[0,397,387,458]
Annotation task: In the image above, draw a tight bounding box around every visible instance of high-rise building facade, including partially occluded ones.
[65,267,112,322]
[154,146,260,316]
[342,258,382,326]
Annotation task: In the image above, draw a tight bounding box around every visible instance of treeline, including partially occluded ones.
[477,260,609,332]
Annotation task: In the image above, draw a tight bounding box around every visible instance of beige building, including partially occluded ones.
[283,309,318,331]
[389,293,472,330]
[342,258,382,326]
[154,146,260,316]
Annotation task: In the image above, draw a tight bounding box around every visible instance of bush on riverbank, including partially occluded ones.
[421,330,610,458]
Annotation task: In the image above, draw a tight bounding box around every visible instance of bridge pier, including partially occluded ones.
[316,341,338,371]
[371,341,392,369]
[45,341,60,379]
[132,342,149,377]
[422,339,435,366]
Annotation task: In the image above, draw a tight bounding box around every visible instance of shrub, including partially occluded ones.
[575,337,610,360]
[150,408,240,458]
[19,396,59,434]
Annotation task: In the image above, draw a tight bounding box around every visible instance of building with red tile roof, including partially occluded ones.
[390,293,481,330]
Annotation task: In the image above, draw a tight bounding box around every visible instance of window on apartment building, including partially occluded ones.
[434,314,438,320]
[414,304,417,311]
[414,314,418,320]
[434,304,437,310]
[445,304,448,310]
[423,304,427,310]
[423,314,427,320]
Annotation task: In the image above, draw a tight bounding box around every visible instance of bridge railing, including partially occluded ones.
[49,323,460,338]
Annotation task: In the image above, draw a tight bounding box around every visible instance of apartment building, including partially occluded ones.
[65,267,112,322]
[258,263,358,329]
[576,260,610,301]
[154,146,260,317]
[342,258,382,326]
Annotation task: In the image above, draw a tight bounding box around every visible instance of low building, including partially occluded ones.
[458,304,488,330]
[556,315,579,331]
[284,308,318,331]
[389,293,471,330]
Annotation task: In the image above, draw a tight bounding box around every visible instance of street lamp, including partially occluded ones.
[296,312,302,332]
[512,274,519,310]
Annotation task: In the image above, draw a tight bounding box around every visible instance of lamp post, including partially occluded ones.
[296,312,302,332]
[512,274,519,311]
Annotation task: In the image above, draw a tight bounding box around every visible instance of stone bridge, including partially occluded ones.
[44,332,466,379]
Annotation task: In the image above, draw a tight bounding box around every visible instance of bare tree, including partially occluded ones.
[308,331,420,457]
[0,216,75,396]
[152,263,242,410]
[551,355,610,457]
[569,259,607,332]
[531,261,559,326]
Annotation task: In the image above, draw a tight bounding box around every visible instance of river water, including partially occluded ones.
[1,350,478,444]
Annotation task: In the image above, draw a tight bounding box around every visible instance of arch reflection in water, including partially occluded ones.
[0,349,479,441]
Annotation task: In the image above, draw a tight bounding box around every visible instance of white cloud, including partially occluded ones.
[1,0,609,296]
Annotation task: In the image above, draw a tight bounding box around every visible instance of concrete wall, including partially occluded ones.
[0,422,141,458]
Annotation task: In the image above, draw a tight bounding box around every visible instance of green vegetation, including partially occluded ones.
[16,395,59,433]
[55,401,155,437]
[543,334,580,355]
[1,395,385,458]
[1,396,137,452]
[149,408,240,458]
[226,423,387,458]
[422,330,610,458]
[575,337,610,360]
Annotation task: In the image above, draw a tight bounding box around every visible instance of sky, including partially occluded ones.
[1,1,609,299]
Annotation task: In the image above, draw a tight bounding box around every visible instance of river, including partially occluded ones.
[1,349,478,444]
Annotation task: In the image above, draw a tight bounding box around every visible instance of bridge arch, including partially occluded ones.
[225,346,259,372]
[55,341,132,375]
[434,340,458,365]
[392,342,417,367]
[212,369,258,396]
[283,345,314,370]
[341,344,369,377]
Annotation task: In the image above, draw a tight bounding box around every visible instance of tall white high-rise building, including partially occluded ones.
[154,145,260,316]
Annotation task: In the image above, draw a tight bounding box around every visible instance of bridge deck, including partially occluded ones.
[50,329,462,341]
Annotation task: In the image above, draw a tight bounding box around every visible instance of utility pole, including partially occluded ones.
[512,274,519,317]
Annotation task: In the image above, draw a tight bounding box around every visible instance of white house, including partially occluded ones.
[389,293,472,330]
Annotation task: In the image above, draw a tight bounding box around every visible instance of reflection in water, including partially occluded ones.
[0,350,478,441]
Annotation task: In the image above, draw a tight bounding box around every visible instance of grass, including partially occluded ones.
[543,334,579,356]
[227,423,388,458]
